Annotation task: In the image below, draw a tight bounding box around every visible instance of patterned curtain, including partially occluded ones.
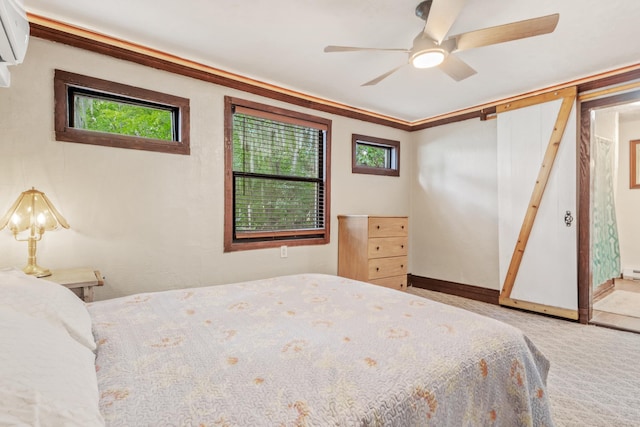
[591,136,621,289]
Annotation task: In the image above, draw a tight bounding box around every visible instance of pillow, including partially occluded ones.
[0,306,104,426]
[0,268,96,350]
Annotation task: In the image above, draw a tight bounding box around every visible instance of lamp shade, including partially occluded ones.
[0,188,70,277]
[0,187,69,233]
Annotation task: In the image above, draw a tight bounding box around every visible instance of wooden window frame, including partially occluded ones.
[54,69,190,155]
[224,96,331,252]
[630,139,640,189]
[351,134,400,176]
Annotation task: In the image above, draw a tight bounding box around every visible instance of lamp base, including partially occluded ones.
[23,264,52,278]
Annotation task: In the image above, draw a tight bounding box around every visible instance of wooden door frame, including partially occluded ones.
[577,89,640,323]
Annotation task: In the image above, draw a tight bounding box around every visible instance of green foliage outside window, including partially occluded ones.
[355,142,390,168]
[232,114,324,233]
[73,95,174,141]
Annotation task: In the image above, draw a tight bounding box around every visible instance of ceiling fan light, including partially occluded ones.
[411,49,445,68]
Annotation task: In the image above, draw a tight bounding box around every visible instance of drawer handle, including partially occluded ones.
[400,264,404,268]
[401,245,404,249]
[376,246,380,250]
[376,267,380,271]
[377,225,380,229]
[401,225,405,229]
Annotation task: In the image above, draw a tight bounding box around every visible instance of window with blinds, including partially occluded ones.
[224,97,331,251]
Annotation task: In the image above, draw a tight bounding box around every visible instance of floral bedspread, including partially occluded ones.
[88,274,553,426]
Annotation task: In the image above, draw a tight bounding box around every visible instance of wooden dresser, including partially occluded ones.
[338,215,408,291]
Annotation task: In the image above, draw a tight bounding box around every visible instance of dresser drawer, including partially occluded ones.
[368,217,408,238]
[369,275,407,291]
[368,256,408,280]
[367,237,408,259]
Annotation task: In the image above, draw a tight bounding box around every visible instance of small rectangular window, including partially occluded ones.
[352,134,400,176]
[71,90,176,141]
[54,70,190,155]
[224,96,331,252]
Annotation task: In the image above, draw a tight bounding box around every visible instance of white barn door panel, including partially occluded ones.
[497,89,578,319]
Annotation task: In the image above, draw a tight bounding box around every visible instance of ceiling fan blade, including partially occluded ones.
[361,64,406,86]
[438,54,477,81]
[324,45,409,53]
[452,14,559,52]
[423,0,467,43]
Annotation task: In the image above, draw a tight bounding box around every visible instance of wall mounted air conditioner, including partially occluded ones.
[0,0,29,87]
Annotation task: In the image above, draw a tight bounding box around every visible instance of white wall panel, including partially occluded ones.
[497,99,578,310]
[411,119,499,289]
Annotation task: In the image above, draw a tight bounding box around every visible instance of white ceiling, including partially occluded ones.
[23,0,640,123]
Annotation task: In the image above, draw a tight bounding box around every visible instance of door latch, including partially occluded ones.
[564,210,574,227]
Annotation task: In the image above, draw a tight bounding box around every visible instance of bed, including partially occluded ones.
[0,270,554,426]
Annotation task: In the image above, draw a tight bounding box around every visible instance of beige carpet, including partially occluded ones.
[594,290,640,318]
[406,286,640,427]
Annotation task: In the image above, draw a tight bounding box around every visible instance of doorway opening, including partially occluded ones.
[579,88,640,332]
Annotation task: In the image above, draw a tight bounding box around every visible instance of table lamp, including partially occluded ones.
[0,187,70,277]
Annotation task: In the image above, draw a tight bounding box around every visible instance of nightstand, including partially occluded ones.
[42,268,104,302]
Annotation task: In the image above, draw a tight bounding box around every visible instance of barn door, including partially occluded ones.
[497,87,578,319]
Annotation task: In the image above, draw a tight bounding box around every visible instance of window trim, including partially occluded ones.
[352,134,400,177]
[224,96,331,252]
[54,69,190,155]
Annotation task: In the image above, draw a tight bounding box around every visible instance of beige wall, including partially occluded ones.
[0,38,411,300]
[617,117,640,272]
[410,118,500,289]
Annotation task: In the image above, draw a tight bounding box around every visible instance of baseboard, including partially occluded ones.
[593,279,615,301]
[408,274,499,305]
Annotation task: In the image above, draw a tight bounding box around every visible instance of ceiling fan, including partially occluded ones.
[324,0,559,86]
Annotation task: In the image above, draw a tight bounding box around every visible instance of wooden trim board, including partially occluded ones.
[500,298,579,320]
[593,279,615,301]
[496,87,576,114]
[408,274,499,305]
[408,275,579,320]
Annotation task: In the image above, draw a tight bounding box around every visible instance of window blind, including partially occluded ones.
[232,111,326,239]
